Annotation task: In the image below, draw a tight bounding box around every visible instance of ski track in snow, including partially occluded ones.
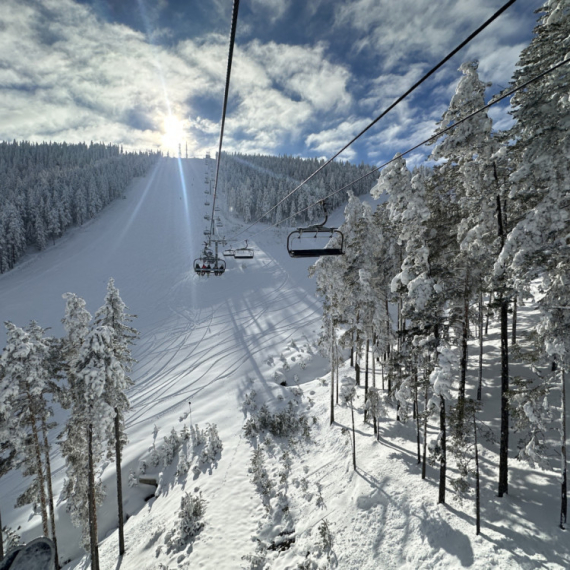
[1,158,568,570]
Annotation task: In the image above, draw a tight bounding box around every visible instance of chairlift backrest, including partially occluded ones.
[286,201,344,258]
[286,228,344,257]
[234,249,254,259]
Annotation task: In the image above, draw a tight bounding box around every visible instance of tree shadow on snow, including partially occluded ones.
[419,504,475,567]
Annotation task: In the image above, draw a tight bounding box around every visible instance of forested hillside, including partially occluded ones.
[311,0,569,530]
[0,141,159,273]
[218,152,374,225]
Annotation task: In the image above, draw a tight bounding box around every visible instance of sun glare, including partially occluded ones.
[161,115,185,155]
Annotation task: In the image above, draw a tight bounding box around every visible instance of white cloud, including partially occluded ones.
[0,0,354,158]
[305,118,369,159]
[0,0,540,164]
[243,41,352,113]
[249,0,292,23]
[334,0,529,70]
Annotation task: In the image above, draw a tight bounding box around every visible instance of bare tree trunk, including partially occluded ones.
[561,368,567,530]
[372,334,376,389]
[495,184,510,498]
[438,396,446,504]
[512,294,517,345]
[330,320,335,426]
[422,382,428,480]
[397,298,402,354]
[351,403,356,471]
[485,292,493,336]
[477,286,484,401]
[415,375,420,464]
[493,179,509,497]
[387,343,392,393]
[459,268,470,414]
[474,412,481,535]
[335,331,339,405]
[88,424,99,570]
[29,412,49,537]
[0,506,3,560]
[41,417,59,569]
[498,297,509,498]
[115,411,125,556]
[364,338,369,421]
[412,362,417,421]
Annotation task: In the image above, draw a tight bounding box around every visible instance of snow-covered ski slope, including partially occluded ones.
[0,157,325,567]
[1,158,568,569]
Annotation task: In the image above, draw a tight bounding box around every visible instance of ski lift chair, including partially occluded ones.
[193,257,211,276]
[286,202,344,258]
[212,258,226,276]
[233,239,254,259]
[223,248,236,257]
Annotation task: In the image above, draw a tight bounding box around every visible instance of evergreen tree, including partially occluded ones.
[62,326,122,570]
[93,278,138,556]
[495,0,570,499]
[0,323,52,540]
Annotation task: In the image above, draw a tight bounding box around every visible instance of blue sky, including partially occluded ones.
[0,0,543,166]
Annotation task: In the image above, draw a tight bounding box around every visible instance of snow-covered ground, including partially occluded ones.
[0,158,568,569]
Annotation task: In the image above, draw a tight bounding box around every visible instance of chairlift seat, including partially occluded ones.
[287,227,344,258]
[234,249,254,259]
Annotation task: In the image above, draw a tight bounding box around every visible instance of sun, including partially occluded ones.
[161,115,185,155]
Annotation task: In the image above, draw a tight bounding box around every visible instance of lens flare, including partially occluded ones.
[162,115,185,155]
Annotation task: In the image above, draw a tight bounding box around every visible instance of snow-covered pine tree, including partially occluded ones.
[0,322,52,536]
[0,322,61,567]
[429,60,503,496]
[0,361,19,561]
[429,343,458,504]
[372,158,441,472]
[26,321,60,569]
[494,0,570,499]
[60,326,121,570]
[93,278,138,555]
